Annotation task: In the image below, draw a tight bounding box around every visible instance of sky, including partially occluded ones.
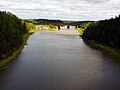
[0,0,120,21]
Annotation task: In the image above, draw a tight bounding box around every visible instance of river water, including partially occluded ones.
[0,31,120,90]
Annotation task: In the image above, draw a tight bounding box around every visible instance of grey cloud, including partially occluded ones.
[83,0,108,3]
[0,4,4,7]
[0,0,120,20]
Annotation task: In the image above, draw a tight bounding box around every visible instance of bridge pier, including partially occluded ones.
[58,25,61,30]
[75,26,78,29]
[67,25,70,29]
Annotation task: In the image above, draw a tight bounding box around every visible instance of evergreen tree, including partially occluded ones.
[0,11,28,60]
[82,15,120,48]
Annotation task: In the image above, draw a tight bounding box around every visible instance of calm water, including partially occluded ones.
[0,31,120,90]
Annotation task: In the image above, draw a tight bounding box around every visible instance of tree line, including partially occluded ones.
[0,11,28,60]
[33,19,63,25]
[82,15,120,48]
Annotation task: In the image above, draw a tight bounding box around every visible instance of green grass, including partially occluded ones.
[48,26,58,31]
[35,24,58,31]
[29,29,41,33]
[97,44,120,61]
[76,28,84,36]
[0,33,30,71]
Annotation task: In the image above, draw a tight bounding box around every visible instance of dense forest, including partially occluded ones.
[82,15,120,48]
[72,21,94,26]
[0,11,28,60]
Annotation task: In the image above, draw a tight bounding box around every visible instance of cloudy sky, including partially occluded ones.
[0,0,120,21]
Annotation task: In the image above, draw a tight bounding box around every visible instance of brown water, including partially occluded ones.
[0,31,120,90]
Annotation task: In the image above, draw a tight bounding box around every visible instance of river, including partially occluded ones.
[0,29,120,90]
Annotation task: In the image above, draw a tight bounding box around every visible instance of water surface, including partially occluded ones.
[0,31,120,90]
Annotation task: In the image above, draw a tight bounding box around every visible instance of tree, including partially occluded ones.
[82,15,120,48]
[0,11,28,60]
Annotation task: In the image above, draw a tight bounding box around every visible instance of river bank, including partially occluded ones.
[82,37,120,62]
[0,33,30,71]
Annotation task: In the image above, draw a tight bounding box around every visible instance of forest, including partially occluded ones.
[82,15,120,48]
[0,11,28,60]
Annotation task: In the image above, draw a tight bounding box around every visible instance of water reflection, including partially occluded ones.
[0,32,120,90]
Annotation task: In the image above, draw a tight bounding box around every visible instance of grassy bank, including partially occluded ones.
[76,28,84,36]
[83,38,120,62]
[35,25,58,31]
[0,33,30,71]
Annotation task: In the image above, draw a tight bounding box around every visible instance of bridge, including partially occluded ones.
[54,26,80,35]
[58,25,78,30]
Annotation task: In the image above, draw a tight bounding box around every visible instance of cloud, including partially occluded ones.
[0,0,120,20]
[83,0,108,3]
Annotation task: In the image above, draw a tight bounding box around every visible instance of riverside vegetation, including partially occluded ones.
[77,15,120,60]
[0,11,29,70]
[0,12,59,70]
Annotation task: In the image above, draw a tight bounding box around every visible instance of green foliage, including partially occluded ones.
[26,22,35,30]
[35,24,57,31]
[77,22,95,36]
[0,11,28,60]
[82,15,120,48]
[0,33,30,70]
[79,22,94,29]
[77,28,84,36]
[48,25,58,30]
